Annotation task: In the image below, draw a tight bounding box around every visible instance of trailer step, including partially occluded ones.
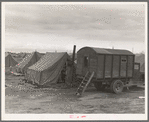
[76,71,94,96]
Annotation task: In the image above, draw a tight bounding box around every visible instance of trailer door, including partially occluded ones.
[82,56,89,76]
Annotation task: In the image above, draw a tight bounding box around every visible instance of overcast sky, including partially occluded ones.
[4,2,146,53]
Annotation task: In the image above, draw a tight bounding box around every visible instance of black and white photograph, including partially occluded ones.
[1,2,148,120]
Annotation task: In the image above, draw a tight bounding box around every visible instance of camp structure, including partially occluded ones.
[76,46,135,94]
[19,52,27,58]
[140,63,145,72]
[5,52,18,67]
[134,53,145,81]
[26,52,72,86]
[14,51,42,74]
[135,53,145,73]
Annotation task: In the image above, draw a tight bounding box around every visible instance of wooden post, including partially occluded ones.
[71,45,76,84]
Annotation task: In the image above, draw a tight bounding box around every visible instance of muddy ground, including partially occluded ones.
[5,73,145,114]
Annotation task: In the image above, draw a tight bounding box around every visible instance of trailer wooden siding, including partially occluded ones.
[105,55,112,78]
[89,58,97,76]
[113,55,120,78]
[76,47,134,80]
[127,55,134,77]
[76,47,97,76]
[120,55,127,77]
[97,55,104,78]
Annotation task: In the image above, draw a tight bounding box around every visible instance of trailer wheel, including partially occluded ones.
[94,82,103,91]
[110,80,124,94]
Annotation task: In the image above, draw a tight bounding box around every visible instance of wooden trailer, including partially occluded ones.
[76,47,135,94]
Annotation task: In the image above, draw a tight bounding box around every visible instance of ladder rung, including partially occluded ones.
[76,71,94,96]
[81,82,86,85]
[78,88,83,91]
[77,88,81,90]
[78,87,82,90]
[77,87,83,90]
[81,85,86,88]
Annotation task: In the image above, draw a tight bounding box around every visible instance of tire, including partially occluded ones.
[110,80,124,94]
[94,82,103,91]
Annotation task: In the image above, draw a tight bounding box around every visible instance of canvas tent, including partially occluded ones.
[140,63,145,72]
[26,52,71,86]
[19,53,26,58]
[135,53,145,73]
[14,51,41,74]
[5,53,18,67]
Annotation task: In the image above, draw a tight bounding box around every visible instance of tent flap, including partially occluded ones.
[5,53,18,67]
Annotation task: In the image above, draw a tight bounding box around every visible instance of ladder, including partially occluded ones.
[76,71,94,96]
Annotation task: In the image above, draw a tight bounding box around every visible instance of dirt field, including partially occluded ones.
[5,73,145,114]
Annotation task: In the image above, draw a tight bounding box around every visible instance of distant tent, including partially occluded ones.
[26,52,71,86]
[5,53,18,67]
[13,57,24,63]
[69,53,77,60]
[135,53,145,73]
[140,63,145,72]
[19,53,26,58]
[15,51,42,74]
[40,53,45,57]
[10,53,17,57]
[5,52,9,57]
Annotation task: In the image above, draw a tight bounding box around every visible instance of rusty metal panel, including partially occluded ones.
[120,56,127,77]
[97,55,104,78]
[127,56,133,77]
[112,55,120,78]
[105,55,112,78]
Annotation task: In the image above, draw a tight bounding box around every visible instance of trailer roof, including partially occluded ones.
[79,47,134,55]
